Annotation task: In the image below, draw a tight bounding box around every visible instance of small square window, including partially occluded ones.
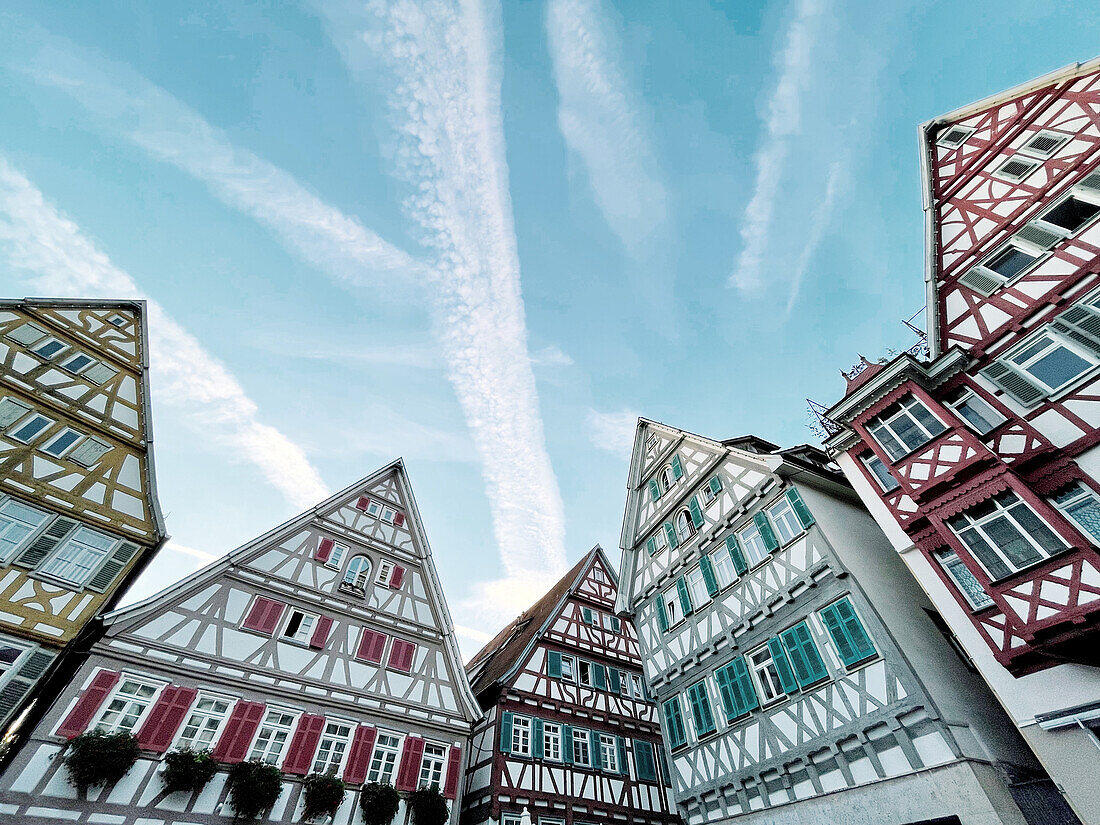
[9,414,54,444]
[937,125,974,149]
[42,428,84,458]
[1041,196,1100,235]
[993,155,1039,183]
[60,353,95,375]
[107,314,128,328]
[1020,130,1068,159]
[559,654,575,681]
[32,338,67,360]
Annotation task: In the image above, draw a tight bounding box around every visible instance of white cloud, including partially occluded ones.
[730,0,827,291]
[786,160,845,314]
[546,0,667,254]
[0,159,330,510]
[530,344,574,368]
[586,409,640,460]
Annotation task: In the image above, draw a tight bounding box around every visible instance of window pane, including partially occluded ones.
[1043,197,1100,233]
[1063,494,1100,544]
[987,246,1038,279]
[869,423,906,461]
[1006,501,1063,554]
[890,413,928,451]
[44,430,82,456]
[956,527,1013,580]
[865,455,900,491]
[955,395,1002,434]
[0,500,50,560]
[11,415,52,443]
[908,403,946,438]
[1024,345,1091,390]
[938,552,993,609]
[982,515,1043,570]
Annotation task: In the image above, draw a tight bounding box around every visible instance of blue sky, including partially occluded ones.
[1,0,1099,657]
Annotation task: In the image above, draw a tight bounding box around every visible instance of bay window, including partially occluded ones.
[867,395,946,461]
[935,549,994,610]
[947,491,1064,580]
[1052,483,1100,546]
[861,453,900,492]
[948,389,1004,435]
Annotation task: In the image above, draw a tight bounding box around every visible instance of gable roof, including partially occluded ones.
[465,545,616,699]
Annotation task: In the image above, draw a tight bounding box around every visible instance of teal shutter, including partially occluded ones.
[699,557,719,596]
[664,522,679,549]
[726,535,748,575]
[608,667,621,692]
[780,622,828,686]
[548,650,562,679]
[616,736,628,775]
[716,657,758,719]
[533,718,544,758]
[591,730,602,770]
[714,664,738,721]
[593,664,607,691]
[661,697,686,748]
[786,487,815,528]
[499,711,513,753]
[754,511,780,551]
[688,496,704,528]
[645,537,657,556]
[656,597,669,632]
[562,725,573,764]
[649,479,661,502]
[676,576,693,616]
[671,455,683,479]
[582,607,594,625]
[634,739,656,781]
[709,476,722,495]
[821,598,877,666]
[687,682,716,736]
[766,638,798,693]
[657,744,672,786]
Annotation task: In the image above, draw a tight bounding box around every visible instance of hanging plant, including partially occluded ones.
[407,786,449,825]
[358,782,401,825]
[226,760,284,822]
[302,772,346,821]
[162,748,218,795]
[62,730,140,793]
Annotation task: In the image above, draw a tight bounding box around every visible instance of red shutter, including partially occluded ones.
[211,701,266,763]
[393,513,405,527]
[314,538,334,563]
[443,746,462,799]
[309,616,334,650]
[394,736,425,792]
[356,629,388,664]
[55,669,120,739]
[343,725,378,784]
[243,597,285,635]
[282,713,326,776]
[390,566,406,589]
[388,640,415,673]
[356,496,371,511]
[135,686,197,752]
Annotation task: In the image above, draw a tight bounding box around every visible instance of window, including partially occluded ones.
[381,506,397,524]
[710,549,735,588]
[986,243,1039,281]
[993,155,1039,183]
[662,588,682,626]
[687,568,710,607]
[686,681,716,737]
[249,709,297,765]
[343,556,372,589]
[281,610,318,645]
[502,815,523,825]
[511,715,532,756]
[935,549,994,610]
[867,395,946,461]
[9,413,54,444]
[748,646,786,706]
[32,338,67,359]
[367,733,402,784]
[1020,130,1068,158]
[60,353,95,375]
[559,654,575,681]
[599,734,618,772]
[947,490,1064,580]
[42,428,84,458]
[630,674,644,700]
[767,498,802,544]
[69,436,112,468]
[312,721,354,774]
[579,660,593,687]
[948,389,1004,436]
[652,529,668,554]
[571,728,591,766]
[0,639,29,678]
[543,722,562,761]
[0,397,31,428]
[592,567,605,583]
[1053,483,1100,546]
[738,522,770,567]
[0,498,50,561]
[176,695,232,751]
[1039,195,1100,235]
[107,314,128,328]
[660,465,676,492]
[675,510,695,543]
[937,125,973,148]
[326,542,348,569]
[376,560,395,586]
[95,678,159,734]
[861,453,900,492]
[1006,332,1095,394]
[39,526,115,586]
[419,743,447,789]
[662,697,687,749]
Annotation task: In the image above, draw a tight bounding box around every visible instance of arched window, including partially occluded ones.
[676,510,695,542]
[661,465,676,492]
[343,556,372,590]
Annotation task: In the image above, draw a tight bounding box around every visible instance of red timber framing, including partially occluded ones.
[826,58,1100,677]
[461,546,678,825]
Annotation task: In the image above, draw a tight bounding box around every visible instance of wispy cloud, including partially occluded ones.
[730,0,827,291]
[546,0,666,255]
[786,160,844,315]
[530,344,574,368]
[586,409,640,460]
[0,160,329,509]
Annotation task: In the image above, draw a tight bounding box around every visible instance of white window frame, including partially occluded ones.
[248,707,300,766]
[867,395,946,461]
[376,559,395,586]
[1019,129,1069,159]
[738,522,769,567]
[948,389,1005,436]
[326,542,349,569]
[675,510,695,543]
[701,482,717,505]
[42,427,85,458]
[747,645,785,707]
[710,549,735,589]
[992,154,1040,183]
[660,465,676,492]
[571,728,591,766]
[559,654,575,681]
[686,568,710,607]
[981,239,1042,284]
[631,674,644,700]
[8,413,55,444]
[38,525,117,587]
[502,815,523,825]
[31,337,68,360]
[599,733,618,772]
[578,660,593,688]
[280,609,319,646]
[0,497,51,563]
[947,491,1064,581]
[313,719,355,775]
[381,506,397,524]
[767,497,802,545]
[343,555,372,589]
[367,732,403,784]
[662,588,683,626]
[1003,328,1099,396]
[174,693,234,752]
[937,125,974,149]
[60,353,96,375]
[94,676,163,735]
[1032,190,1100,238]
[511,714,532,756]
[861,452,900,493]
[935,549,994,610]
[592,567,606,583]
[1053,482,1100,547]
[653,528,669,554]
[419,742,448,789]
[543,721,562,761]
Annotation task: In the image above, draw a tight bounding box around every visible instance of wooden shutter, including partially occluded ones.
[657,742,672,786]
[390,566,406,589]
[671,455,683,479]
[634,739,657,781]
[980,361,1044,406]
[314,538,334,563]
[699,557,719,596]
[649,480,661,502]
[388,640,416,673]
[532,719,544,758]
[821,599,877,666]
[0,648,53,726]
[356,496,371,510]
[309,616,334,649]
[561,725,573,764]
[394,736,425,792]
[608,667,621,692]
[282,713,326,775]
[716,658,758,720]
[210,701,266,763]
[687,683,714,735]
[655,597,669,633]
[136,685,197,752]
[661,698,685,748]
[754,511,779,551]
[87,541,141,593]
[616,736,628,775]
[593,664,607,691]
[14,516,78,569]
[499,711,513,753]
[780,623,828,687]
[356,629,388,664]
[443,746,462,799]
[55,669,119,739]
[393,512,405,527]
[582,607,593,624]
[785,488,815,528]
[708,476,722,495]
[547,650,562,678]
[766,638,798,694]
[590,730,602,770]
[645,537,656,556]
[343,725,378,784]
[726,535,748,575]
[242,597,285,635]
[676,576,693,616]
[688,496,704,528]
[663,522,679,549]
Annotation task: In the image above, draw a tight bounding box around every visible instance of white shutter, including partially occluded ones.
[1015,222,1062,250]
[87,541,141,593]
[5,323,47,346]
[959,266,1005,296]
[13,516,79,569]
[0,648,54,726]
[0,398,32,428]
[83,363,118,385]
[980,361,1044,406]
[68,437,112,468]
[994,156,1039,182]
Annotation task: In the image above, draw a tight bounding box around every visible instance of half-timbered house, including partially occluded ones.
[462,546,678,825]
[0,299,166,748]
[822,57,1100,823]
[0,459,480,824]
[616,420,1053,825]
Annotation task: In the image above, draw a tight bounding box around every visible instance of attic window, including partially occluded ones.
[1020,130,1068,158]
[993,156,1039,183]
[937,126,973,149]
[107,314,128,327]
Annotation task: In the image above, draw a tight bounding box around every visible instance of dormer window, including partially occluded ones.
[866,395,946,461]
[675,510,695,543]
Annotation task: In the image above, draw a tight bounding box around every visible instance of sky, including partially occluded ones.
[1,0,1099,659]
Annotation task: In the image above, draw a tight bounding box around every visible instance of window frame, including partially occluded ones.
[8,412,55,444]
[598,733,619,772]
[766,497,802,545]
[630,674,644,700]
[947,388,1005,436]
[1033,191,1100,238]
[861,452,900,493]
[571,728,591,766]
[1019,129,1069,159]
[675,510,695,543]
[935,548,994,610]
[312,719,356,776]
[660,465,676,492]
[867,395,947,461]
[174,692,235,752]
[94,676,163,735]
[559,653,576,682]
[686,568,710,608]
[662,588,683,626]
[746,645,786,707]
[0,497,51,563]
[343,555,372,589]
[982,239,1042,283]
[280,609,319,646]
[511,714,532,756]
[737,522,769,568]
[31,337,68,360]
[326,542,349,570]
[418,742,448,789]
[992,154,1040,183]
[542,721,562,761]
[375,560,395,586]
[37,525,118,588]
[578,660,593,688]
[710,548,735,589]
[937,125,974,149]
[1053,482,1100,547]
[1004,329,1098,396]
[248,707,300,766]
[42,427,85,458]
[947,490,1065,581]
[59,353,96,376]
[367,732,403,785]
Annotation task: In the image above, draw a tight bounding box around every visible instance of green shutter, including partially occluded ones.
[655,597,669,633]
[766,638,798,693]
[582,607,594,625]
[533,718,544,758]
[634,739,657,781]
[649,479,661,502]
[688,496,704,528]
[591,730,602,770]
[593,664,607,691]
[726,535,748,575]
[562,725,573,764]
[821,598,877,666]
[699,557,719,596]
[548,650,562,679]
[645,537,657,556]
[786,487,815,528]
[662,697,686,748]
[709,476,722,495]
[616,736,628,775]
[499,711,513,753]
[676,576,693,616]
[754,511,780,551]
[687,682,716,736]
[608,667,621,693]
[780,623,828,686]
[664,522,679,549]
[657,743,672,786]
[671,455,684,479]
[716,657,758,719]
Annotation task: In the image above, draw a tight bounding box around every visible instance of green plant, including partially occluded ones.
[62,730,140,793]
[302,772,346,821]
[162,748,218,795]
[358,782,401,825]
[406,786,448,825]
[226,760,283,821]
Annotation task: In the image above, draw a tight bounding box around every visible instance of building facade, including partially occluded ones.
[823,58,1100,823]
[615,421,1055,825]
[462,546,678,825]
[0,460,480,824]
[0,299,166,745]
